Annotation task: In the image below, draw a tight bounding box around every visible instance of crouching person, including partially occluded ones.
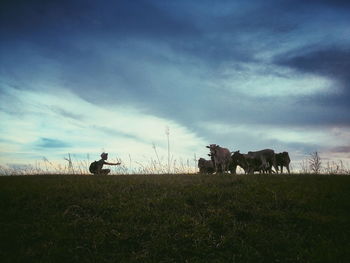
[89,152,121,175]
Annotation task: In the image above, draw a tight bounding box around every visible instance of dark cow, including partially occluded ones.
[275,152,291,174]
[231,151,266,174]
[231,151,249,174]
[247,149,278,174]
[198,158,215,174]
[206,144,231,174]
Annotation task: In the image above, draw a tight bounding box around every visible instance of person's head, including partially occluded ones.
[101,152,108,160]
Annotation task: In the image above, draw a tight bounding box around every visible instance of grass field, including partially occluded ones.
[0,174,349,263]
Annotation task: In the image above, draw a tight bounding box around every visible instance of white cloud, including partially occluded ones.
[0,86,207,169]
[222,62,334,97]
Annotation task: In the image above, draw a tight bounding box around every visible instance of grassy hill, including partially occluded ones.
[0,174,349,262]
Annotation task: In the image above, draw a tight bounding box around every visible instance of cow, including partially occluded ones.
[198,158,215,174]
[228,159,238,174]
[247,149,278,174]
[275,152,291,174]
[208,153,237,174]
[206,144,231,174]
[231,151,249,174]
[231,150,266,174]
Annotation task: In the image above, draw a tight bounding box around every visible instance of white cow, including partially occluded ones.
[206,144,231,174]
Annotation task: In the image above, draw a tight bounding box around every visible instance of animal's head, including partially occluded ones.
[198,158,205,167]
[232,150,240,157]
[231,150,244,161]
[206,144,219,155]
[232,151,248,167]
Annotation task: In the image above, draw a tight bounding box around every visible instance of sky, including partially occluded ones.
[1,0,350,172]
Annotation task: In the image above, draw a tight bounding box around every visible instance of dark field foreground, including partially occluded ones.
[0,174,349,263]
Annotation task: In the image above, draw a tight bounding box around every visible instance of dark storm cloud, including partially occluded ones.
[0,0,199,41]
[216,2,298,35]
[1,0,348,68]
[275,46,350,120]
[0,0,203,102]
[209,0,350,38]
[1,0,350,134]
[0,0,313,76]
[316,0,350,8]
[276,47,350,83]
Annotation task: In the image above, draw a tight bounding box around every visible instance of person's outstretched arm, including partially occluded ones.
[105,162,121,166]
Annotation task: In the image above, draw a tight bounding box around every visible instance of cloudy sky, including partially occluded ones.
[1,0,350,171]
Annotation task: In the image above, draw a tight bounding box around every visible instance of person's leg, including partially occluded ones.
[100,169,110,175]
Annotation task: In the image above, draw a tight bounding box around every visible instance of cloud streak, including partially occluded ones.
[36,138,70,149]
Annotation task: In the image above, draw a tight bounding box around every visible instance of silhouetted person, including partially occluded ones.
[89,152,121,175]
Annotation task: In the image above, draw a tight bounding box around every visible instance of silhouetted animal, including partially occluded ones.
[247,149,278,174]
[231,150,267,174]
[206,144,231,174]
[275,152,291,174]
[231,151,249,174]
[198,158,215,174]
